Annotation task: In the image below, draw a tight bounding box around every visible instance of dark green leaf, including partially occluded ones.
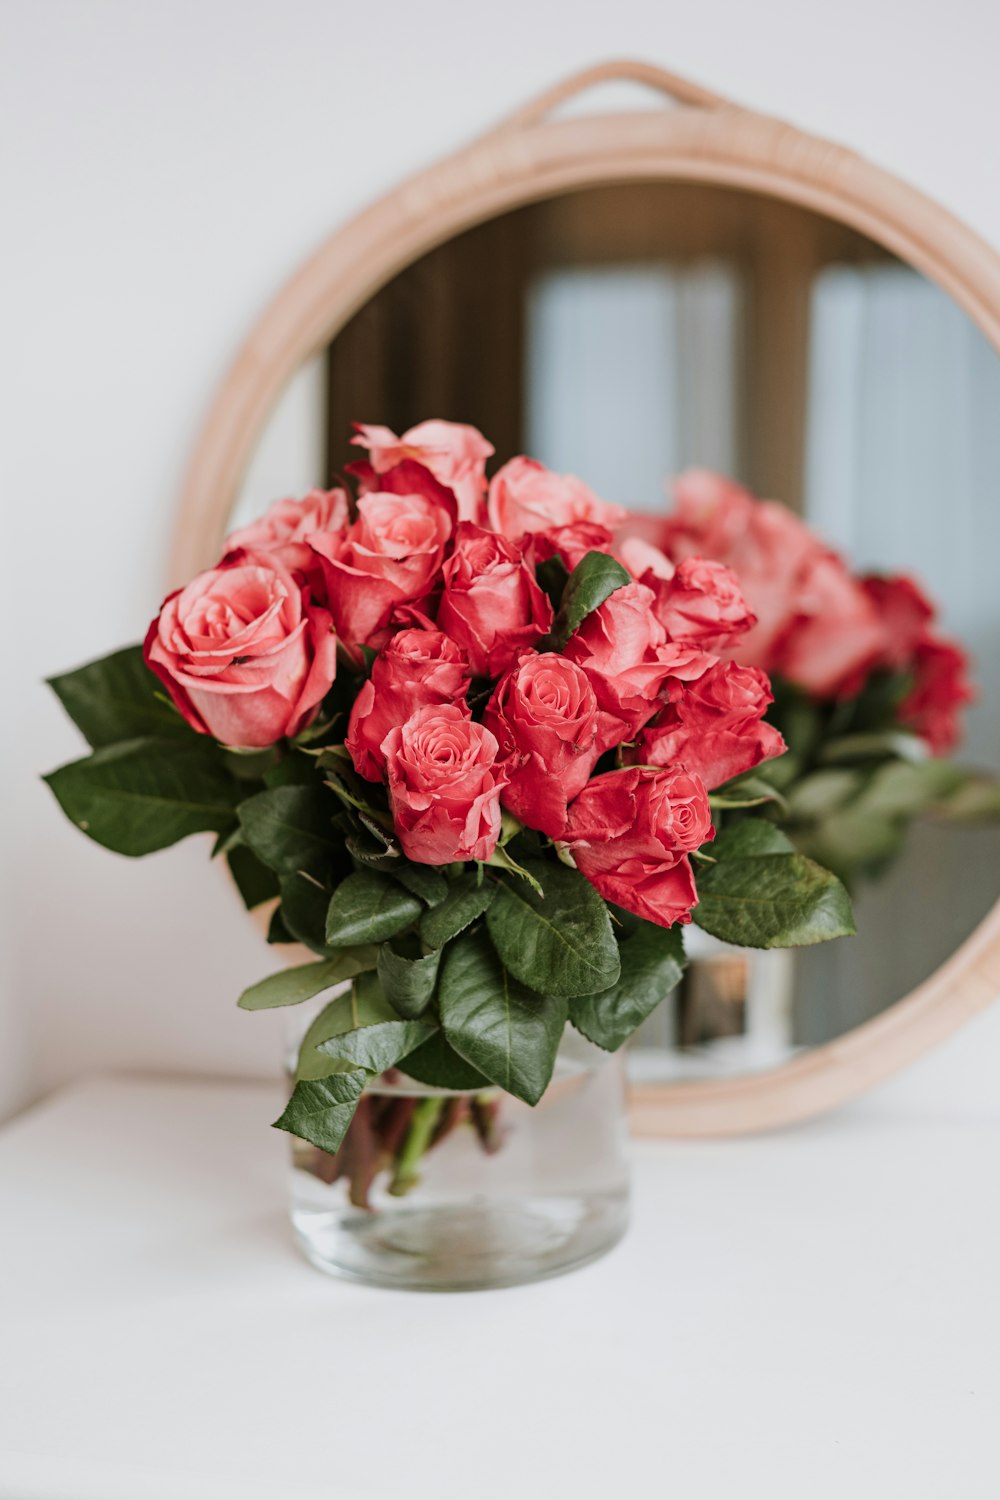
[694,853,856,948]
[439,930,567,1104]
[263,752,319,788]
[392,862,448,907]
[710,774,788,812]
[238,951,378,1010]
[47,645,191,748]
[44,737,240,856]
[226,844,280,909]
[273,1073,366,1154]
[279,872,333,954]
[377,942,441,1018]
[535,554,570,610]
[296,975,397,1080]
[710,821,794,859]
[398,1032,491,1092]
[420,876,496,949]
[237,785,342,877]
[486,860,620,998]
[325,871,422,947]
[317,1012,436,1077]
[267,904,294,945]
[547,550,631,651]
[571,922,686,1051]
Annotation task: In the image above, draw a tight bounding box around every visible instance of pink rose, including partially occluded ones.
[224,488,349,577]
[627,662,786,789]
[382,705,508,865]
[900,636,973,755]
[488,456,626,542]
[308,477,452,648]
[435,523,553,678]
[615,534,675,581]
[483,653,600,837]
[776,551,884,698]
[346,629,471,782]
[563,580,715,751]
[351,420,494,523]
[561,766,713,929]
[526,521,616,573]
[648,557,756,650]
[143,550,336,748]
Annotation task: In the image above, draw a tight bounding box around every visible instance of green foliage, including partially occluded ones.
[486,860,621,997]
[273,1073,366,1155]
[438,930,568,1105]
[237,951,377,1011]
[571,922,686,1051]
[420,875,496,949]
[392,862,448,907]
[295,971,398,1079]
[44,737,241,856]
[278,872,334,954]
[325,871,422,946]
[226,845,280,910]
[693,844,856,949]
[237,785,343,878]
[545,550,631,651]
[377,942,441,1017]
[47,645,191,748]
[398,1032,491,1091]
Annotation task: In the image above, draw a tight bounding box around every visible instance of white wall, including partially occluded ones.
[5,0,1000,1121]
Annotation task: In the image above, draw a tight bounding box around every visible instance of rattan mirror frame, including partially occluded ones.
[171,60,1000,1137]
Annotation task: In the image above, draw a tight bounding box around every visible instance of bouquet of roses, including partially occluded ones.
[645,468,996,885]
[46,420,855,1190]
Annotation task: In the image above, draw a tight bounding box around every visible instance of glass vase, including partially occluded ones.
[286,1014,630,1291]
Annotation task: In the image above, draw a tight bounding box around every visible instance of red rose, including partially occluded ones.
[382,705,508,865]
[435,523,553,678]
[561,767,713,929]
[775,551,884,698]
[143,550,336,748]
[351,420,494,523]
[224,488,349,578]
[900,635,973,755]
[563,580,715,751]
[346,629,471,782]
[488,456,626,542]
[863,574,935,670]
[308,479,452,648]
[627,662,786,789]
[483,653,600,837]
[648,557,756,650]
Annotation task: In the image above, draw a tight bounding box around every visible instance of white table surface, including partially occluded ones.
[1,1048,998,1500]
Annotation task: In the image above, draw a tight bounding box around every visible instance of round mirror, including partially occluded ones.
[173,63,1000,1134]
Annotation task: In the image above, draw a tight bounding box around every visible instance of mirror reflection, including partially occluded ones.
[227,181,1000,1080]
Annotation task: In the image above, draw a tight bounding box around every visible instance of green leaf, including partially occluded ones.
[44,737,241,856]
[786,769,864,821]
[238,951,378,1011]
[392,862,448,907]
[930,770,1000,821]
[571,922,686,1051]
[420,876,496,949]
[852,758,963,819]
[710,821,794,859]
[296,971,398,1079]
[273,1073,366,1154]
[547,550,631,651]
[377,942,441,1018]
[278,872,334,954]
[226,845,280,910]
[694,853,856,948]
[47,645,192,748]
[325,871,422,947]
[710,773,788,812]
[399,1033,491,1092]
[818,730,928,764]
[486,860,620,998]
[237,785,342,877]
[317,1012,436,1077]
[439,930,568,1105]
[267,905,294,945]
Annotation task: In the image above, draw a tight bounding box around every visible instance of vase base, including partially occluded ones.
[291,1191,629,1291]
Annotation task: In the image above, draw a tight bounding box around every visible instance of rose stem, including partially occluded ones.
[387,1097,445,1197]
[430,1095,467,1146]
[375,1096,419,1167]
[470,1095,502,1154]
[347,1097,379,1210]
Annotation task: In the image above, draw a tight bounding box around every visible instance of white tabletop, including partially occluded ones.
[1,1054,998,1500]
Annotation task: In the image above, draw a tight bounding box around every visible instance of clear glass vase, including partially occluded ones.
[286,1014,630,1291]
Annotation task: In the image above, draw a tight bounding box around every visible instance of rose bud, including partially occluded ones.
[382,705,508,865]
[563,580,716,751]
[436,523,553,678]
[561,766,713,929]
[224,488,349,578]
[143,549,336,748]
[900,634,974,755]
[351,420,494,523]
[308,482,452,648]
[627,662,786,789]
[648,556,756,650]
[346,629,471,782]
[484,653,600,837]
[488,456,626,543]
